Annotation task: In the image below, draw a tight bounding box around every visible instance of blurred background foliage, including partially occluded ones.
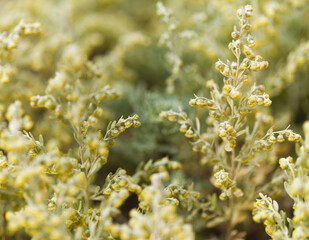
[0,0,308,238]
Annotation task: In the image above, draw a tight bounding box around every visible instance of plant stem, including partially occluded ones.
[2,201,6,240]
[226,196,235,240]
[80,144,90,210]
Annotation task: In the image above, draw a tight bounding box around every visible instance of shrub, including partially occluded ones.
[0,1,308,240]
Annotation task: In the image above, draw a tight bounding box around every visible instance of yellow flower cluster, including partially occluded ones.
[254,121,309,239]
[102,168,142,196]
[0,21,41,83]
[106,172,195,240]
[252,193,289,239]
[0,1,308,239]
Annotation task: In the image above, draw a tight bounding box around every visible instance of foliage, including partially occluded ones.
[0,0,308,240]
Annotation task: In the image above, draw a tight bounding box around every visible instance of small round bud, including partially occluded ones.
[159,112,167,120]
[133,120,141,128]
[185,128,194,138]
[277,134,285,143]
[231,31,240,39]
[179,124,188,133]
[167,115,177,122]
[189,99,196,107]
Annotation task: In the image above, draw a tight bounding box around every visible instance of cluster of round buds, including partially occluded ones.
[66,208,86,231]
[164,185,200,211]
[247,93,272,107]
[138,171,170,210]
[281,42,309,84]
[81,107,103,131]
[0,21,41,56]
[184,126,198,139]
[243,45,254,58]
[215,59,230,77]
[97,143,109,165]
[159,110,187,122]
[30,95,57,110]
[48,157,78,182]
[246,34,256,48]
[237,5,253,19]
[109,205,194,240]
[134,158,182,184]
[230,61,239,78]
[85,208,101,235]
[103,168,142,196]
[165,185,200,200]
[285,130,302,142]
[189,97,215,109]
[223,84,241,100]
[0,64,14,84]
[219,121,237,148]
[192,140,209,153]
[6,205,68,239]
[0,130,35,155]
[47,195,57,211]
[105,114,140,145]
[93,85,121,102]
[249,56,269,71]
[253,196,274,220]
[46,72,67,93]
[214,170,241,200]
[267,130,301,145]
[109,189,130,208]
[228,40,241,57]
[5,101,34,131]
[252,194,281,237]
[84,137,110,166]
[209,110,222,121]
[293,202,309,237]
[289,177,309,197]
[143,157,181,174]
[214,170,234,190]
[237,5,253,29]
[278,156,294,170]
[84,132,101,150]
[253,140,274,153]
[159,110,201,140]
[139,184,166,210]
[240,58,250,71]
[0,151,7,169]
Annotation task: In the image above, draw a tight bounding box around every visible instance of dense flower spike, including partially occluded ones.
[159,4,304,239]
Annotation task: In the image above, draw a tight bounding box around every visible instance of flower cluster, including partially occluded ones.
[0,21,41,84]
[159,5,304,239]
[253,121,309,239]
[0,1,309,240]
[106,172,195,240]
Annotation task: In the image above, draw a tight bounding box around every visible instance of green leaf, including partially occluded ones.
[39,134,44,145]
[206,216,226,228]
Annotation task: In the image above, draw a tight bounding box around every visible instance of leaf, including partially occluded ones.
[39,134,44,145]
[195,117,200,133]
[110,120,116,129]
[273,200,279,212]
[224,143,232,152]
[206,216,226,228]
[283,182,296,201]
[259,193,264,198]
[237,129,246,137]
[106,121,112,131]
